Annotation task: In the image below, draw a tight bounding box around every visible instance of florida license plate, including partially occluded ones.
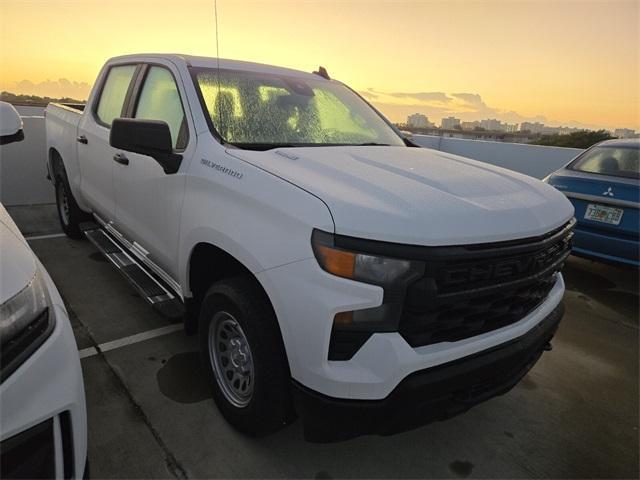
[584,203,623,225]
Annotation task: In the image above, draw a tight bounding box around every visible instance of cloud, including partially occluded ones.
[359,90,378,100]
[6,78,91,100]
[361,89,552,126]
[384,91,451,104]
[450,93,484,106]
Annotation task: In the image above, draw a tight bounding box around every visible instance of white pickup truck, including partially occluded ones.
[46,54,574,441]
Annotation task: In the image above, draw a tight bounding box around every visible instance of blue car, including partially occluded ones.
[545,138,639,267]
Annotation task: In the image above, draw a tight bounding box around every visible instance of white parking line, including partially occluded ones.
[78,347,98,359]
[25,233,67,241]
[79,324,183,359]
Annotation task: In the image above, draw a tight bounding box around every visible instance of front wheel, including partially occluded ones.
[198,276,293,436]
[55,174,89,239]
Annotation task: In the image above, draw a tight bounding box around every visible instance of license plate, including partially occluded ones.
[584,203,624,225]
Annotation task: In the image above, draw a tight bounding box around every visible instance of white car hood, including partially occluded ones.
[0,205,36,304]
[230,146,574,246]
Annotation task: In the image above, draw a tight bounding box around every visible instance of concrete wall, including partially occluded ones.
[0,106,53,206]
[0,107,584,206]
[411,134,583,179]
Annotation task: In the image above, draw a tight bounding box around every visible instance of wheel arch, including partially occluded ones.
[48,147,65,180]
[184,242,289,370]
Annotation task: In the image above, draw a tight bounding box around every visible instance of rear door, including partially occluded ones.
[77,63,140,220]
[112,62,193,279]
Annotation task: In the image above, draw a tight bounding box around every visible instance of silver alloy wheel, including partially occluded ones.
[208,311,254,408]
[57,184,70,226]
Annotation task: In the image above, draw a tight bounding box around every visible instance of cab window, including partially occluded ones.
[95,65,137,126]
[134,66,188,149]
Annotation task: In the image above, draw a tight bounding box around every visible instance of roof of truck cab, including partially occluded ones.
[107,53,325,80]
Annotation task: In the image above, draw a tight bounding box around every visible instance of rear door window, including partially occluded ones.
[134,66,188,149]
[95,65,137,126]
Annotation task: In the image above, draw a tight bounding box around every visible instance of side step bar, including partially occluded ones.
[80,222,185,320]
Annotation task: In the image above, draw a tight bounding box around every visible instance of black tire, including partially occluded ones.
[198,275,293,436]
[55,171,90,239]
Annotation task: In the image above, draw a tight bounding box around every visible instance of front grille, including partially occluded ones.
[399,220,574,348]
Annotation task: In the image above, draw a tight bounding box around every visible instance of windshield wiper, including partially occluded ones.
[226,142,300,151]
[227,141,393,151]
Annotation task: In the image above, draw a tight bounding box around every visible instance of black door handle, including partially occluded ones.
[113,153,129,165]
[76,135,88,144]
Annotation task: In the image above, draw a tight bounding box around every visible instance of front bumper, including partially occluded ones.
[0,267,87,479]
[293,302,564,442]
[259,257,565,400]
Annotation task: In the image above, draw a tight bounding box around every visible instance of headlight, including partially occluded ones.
[311,229,423,335]
[311,230,421,290]
[1,265,53,380]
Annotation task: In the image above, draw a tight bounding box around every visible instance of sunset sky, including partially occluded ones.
[1,0,638,130]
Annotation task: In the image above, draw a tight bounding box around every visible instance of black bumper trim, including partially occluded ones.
[293,302,564,442]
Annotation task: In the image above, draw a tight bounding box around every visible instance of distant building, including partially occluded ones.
[480,118,502,131]
[441,116,461,129]
[614,128,637,139]
[556,126,581,135]
[502,123,519,133]
[520,121,545,134]
[461,121,480,130]
[407,113,430,128]
[542,126,560,135]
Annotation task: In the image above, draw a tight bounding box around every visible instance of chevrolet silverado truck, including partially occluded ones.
[45,54,575,441]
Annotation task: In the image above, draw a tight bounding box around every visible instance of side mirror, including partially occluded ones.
[399,129,421,147]
[110,118,182,174]
[400,130,414,139]
[0,102,24,145]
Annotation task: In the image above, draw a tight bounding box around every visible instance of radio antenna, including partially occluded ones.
[214,0,224,142]
[214,0,220,68]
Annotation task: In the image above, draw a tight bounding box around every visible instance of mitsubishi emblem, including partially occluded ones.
[602,187,614,197]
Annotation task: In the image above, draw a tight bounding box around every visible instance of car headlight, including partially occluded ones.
[1,265,53,380]
[311,229,423,331]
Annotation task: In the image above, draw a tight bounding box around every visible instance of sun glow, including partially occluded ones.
[0,0,638,130]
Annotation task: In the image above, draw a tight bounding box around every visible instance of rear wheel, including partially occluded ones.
[55,172,90,239]
[198,276,293,436]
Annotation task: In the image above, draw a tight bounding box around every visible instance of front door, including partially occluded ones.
[112,63,193,278]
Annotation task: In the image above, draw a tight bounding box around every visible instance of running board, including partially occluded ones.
[80,222,185,320]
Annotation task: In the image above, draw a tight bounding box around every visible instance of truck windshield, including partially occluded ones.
[192,68,405,150]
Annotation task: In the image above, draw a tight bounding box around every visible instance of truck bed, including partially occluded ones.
[48,102,85,113]
[45,102,84,188]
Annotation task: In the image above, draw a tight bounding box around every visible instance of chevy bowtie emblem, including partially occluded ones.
[602,187,614,197]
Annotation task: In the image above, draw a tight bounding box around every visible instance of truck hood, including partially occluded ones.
[228,146,574,246]
[0,205,37,304]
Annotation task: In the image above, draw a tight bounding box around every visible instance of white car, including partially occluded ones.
[0,102,87,477]
[45,54,574,441]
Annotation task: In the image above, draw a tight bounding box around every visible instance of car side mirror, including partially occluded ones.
[399,129,421,148]
[109,118,182,174]
[0,102,24,145]
[400,130,414,139]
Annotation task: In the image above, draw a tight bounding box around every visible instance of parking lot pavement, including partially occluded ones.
[8,204,639,479]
